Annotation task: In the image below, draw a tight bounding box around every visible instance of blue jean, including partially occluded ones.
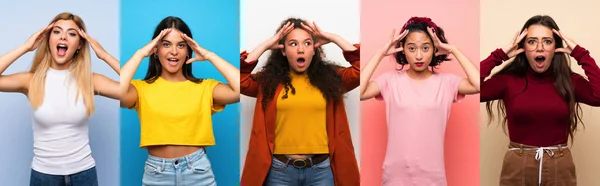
[142,148,216,186]
[30,167,98,186]
[265,156,334,186]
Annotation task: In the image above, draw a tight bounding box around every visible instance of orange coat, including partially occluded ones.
[239,45,361,186]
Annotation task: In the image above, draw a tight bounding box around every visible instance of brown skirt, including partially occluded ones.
[499,142,576,186]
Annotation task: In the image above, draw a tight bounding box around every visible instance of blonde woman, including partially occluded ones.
[0,12,119,185]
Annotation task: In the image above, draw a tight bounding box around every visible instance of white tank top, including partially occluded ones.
[31,67,94,175]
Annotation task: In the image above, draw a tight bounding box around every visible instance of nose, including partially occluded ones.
[415,50,423,60]
[297,44,305,54]
[169,46,179,56]
[59,32,67,41]
[536,42,545,52]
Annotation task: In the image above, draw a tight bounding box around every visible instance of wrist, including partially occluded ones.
[205,52,216,61]
[17,45,30,54]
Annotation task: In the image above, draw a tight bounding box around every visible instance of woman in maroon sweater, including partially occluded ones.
[481,15,600,186]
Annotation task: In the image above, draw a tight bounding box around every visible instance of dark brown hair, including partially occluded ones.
[485,15,583,142]
[257,17,345,108]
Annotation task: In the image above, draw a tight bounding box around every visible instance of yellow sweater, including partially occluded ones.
[130,77,224,147]
[274,73,328,154]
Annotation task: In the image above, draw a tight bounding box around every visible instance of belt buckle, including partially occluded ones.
[292,159,308,168]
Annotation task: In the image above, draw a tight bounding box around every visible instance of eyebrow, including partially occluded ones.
[288,38,313,42]
[406,42,432,45]
[526,37,554,40]
[160,40,186,44]
[54,26,78,32]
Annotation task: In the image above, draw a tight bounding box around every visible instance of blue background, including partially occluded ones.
[120,0,240,185]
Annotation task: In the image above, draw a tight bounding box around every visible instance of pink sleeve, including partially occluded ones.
[447,74,465,103]
[374,72,393,100]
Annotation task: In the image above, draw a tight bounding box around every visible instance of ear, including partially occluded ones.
[151,47,157,55]
[281,49,286,56]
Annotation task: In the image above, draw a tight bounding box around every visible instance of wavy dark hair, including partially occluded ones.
[485,15,583,142]
[394,20,451,71]
[144,16,202,83]
[257,18,345,108]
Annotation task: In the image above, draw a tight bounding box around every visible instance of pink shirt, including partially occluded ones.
[375,70,463,186]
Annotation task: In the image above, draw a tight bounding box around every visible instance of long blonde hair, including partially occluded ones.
[29,12,94,116]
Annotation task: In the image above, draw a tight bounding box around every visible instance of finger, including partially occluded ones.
[389,29,396,40]
[180,33,196,46]
[515,29,528,44]
[313,21,324,33]
[427,27,441,45]
[300,22,315,33]
[77,28,88,40]
[394,47,404,53]
[552,29,561,37]
[396,30,409,42]
[278,22,292,35]
[555,48,570,53]
[511,31,519,44]
[42,22,55,33]
[426,27,437,41]
[283,24,294,35]
[276,44,284,49]
[36,23,55,39]
[153,28,171,44]
[315,42,322,48]
[185,57,196,64]
[515,48,525,55]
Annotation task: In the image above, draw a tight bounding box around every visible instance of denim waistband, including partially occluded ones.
[146,148,206,171]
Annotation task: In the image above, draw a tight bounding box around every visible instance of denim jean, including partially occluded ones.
[142,148,216,186]
[265,156,334,186]
[30,167,98,186]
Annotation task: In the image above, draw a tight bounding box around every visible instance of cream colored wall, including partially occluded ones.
[480,0,600,185]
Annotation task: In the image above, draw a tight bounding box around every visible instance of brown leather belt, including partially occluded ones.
[273,154,329,169]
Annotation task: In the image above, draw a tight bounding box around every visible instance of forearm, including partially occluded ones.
[0,45,28,75]
[360,50,384,96]
[331,34,356,51]
[207,53,240,93]
[246,40,273,63]
[119,51,144,95]
[99,53,120,75]
[452,48,480,91]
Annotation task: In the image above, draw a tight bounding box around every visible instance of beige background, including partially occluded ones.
[480,0,600,185]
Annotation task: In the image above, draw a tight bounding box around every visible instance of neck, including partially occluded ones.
[406,68,433,80]
[289,68,308,76]
[160,69,187,82]
[50,60,72,70]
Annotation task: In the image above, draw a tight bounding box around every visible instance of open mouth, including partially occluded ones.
[296,57,306,67]
[534,56,546,68]
[56,44,68,57]
[415,62,424,67]
[167,57,179,66]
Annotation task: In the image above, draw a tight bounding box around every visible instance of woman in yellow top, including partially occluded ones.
[120,16,240,185]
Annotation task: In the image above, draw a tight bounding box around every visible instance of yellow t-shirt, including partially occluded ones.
[274,73,329,154]
[130,77,224,148]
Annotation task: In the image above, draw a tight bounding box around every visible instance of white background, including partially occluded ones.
[240,0,361,173]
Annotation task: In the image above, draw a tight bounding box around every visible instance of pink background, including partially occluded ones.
[360,0,480,185]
